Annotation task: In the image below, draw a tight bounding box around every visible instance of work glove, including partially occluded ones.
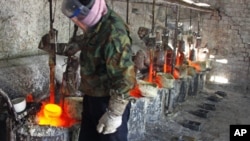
[97,94,129,134]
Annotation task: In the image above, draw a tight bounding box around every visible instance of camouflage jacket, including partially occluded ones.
[69,7,136,99]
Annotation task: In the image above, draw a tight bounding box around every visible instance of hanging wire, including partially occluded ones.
[165,7,168,31]
[69,19,71,41]
[151,0,156,34]
[189,9,192,33]
[49,0,57,30]
[171,5,180,74]
[53,0,57,22]
[197,12,201,36]
[143,4,146,26]
[126,0,129,24]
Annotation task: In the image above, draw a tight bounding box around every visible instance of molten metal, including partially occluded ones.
[37,102,78,127]
[44,104,62,118]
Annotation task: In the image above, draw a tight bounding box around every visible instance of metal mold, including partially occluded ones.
[215,91,227,97]
[207,95,221,102]
[191,109,210,118]
[200,103,216,111]
[183,120,202,131]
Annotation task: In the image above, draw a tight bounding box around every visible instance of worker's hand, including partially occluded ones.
[97,93,129,134]
[96,111,122,134]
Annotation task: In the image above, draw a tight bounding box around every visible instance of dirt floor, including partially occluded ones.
[141,88,250,141]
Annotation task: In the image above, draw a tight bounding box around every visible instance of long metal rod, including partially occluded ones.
[49,0,56,104]
[171,5,180,74]
[49,0,53,30]
[151,0,156,33]
[126,0,129,24]
[197,12,201,36]
[189,9,192,32]
[163,7,168,73]
[113,0,216,13]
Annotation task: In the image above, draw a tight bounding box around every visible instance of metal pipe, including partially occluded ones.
[189,9,192,31]
[126,0,129,24]
[197,12,201,36]
[48,0,57,104]
[113,0,216,13]
[171,5,180,75]
[163,7,168,73]
[151,0,156,33]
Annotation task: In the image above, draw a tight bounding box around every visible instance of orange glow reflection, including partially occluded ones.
[164,66,180,79]
[154,75,163,88]
[129,84,142,98]
[188,60,201,72]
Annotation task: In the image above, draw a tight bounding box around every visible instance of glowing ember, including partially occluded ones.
[26,93,34,102]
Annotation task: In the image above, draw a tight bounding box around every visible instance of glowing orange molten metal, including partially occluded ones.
[44,104,62,118]
[129,84,142,98]
[36,102,78,127]
[154,75,163,88]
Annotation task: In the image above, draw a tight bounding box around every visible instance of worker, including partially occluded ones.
[39,0,136,140]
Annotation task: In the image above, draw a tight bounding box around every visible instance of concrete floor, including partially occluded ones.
[137,88,250,141]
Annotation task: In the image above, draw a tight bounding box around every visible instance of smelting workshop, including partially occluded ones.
[0,0,249,141]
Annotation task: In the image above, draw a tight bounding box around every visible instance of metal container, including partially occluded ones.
[16,125,69,141]
[12,97,26,113]
[156,73,175,89]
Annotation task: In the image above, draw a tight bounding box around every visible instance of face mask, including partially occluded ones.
[62,0,107,28]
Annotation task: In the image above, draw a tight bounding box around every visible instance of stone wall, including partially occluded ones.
[0,0,73,59]
[0,55,49,100]
[200,0,250,93]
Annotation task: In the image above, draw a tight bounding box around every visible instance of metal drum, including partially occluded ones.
[16,125,69,141]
